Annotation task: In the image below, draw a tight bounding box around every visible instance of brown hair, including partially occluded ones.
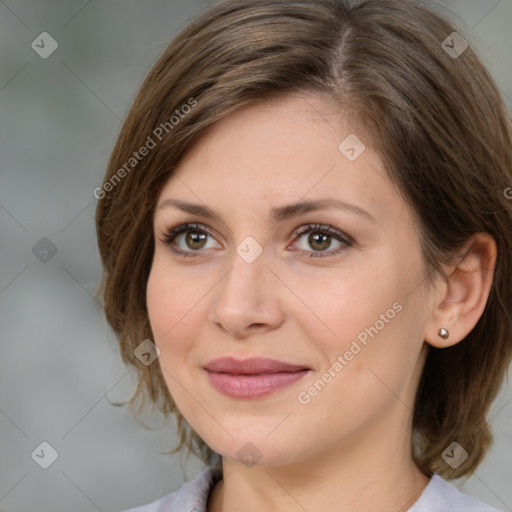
[95,0,512,479]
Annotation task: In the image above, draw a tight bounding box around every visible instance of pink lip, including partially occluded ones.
[204,357,311,399]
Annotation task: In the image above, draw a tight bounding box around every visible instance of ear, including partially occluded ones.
[424,232,497,348]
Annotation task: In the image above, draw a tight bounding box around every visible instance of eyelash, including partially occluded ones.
[158,222,353,259]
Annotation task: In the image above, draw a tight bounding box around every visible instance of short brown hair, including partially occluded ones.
[95,0,512,478]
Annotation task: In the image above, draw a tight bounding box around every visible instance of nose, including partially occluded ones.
[207,248,285,339]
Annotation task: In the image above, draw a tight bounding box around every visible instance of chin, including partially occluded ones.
[203,431,309,469]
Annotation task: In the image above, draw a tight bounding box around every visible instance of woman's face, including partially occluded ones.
[147,92,433,467]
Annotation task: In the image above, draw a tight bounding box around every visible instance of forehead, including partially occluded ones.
[157,92,406,228]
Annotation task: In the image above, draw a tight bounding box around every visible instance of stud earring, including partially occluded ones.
[438,327,449,340]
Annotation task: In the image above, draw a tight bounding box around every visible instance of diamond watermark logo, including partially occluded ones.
[442,32,468,59]
[236,442,262,467]
[236,236,263,263]
[31,32,59,59]
[32,237,58,263]
[134,339,160,365]
[31,441,59,469]
[338,134,366,161]
[442,441,468,468]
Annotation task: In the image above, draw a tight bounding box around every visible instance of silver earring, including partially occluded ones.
[438,327,449,340]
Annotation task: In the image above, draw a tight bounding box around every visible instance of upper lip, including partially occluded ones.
[204,357,310,375]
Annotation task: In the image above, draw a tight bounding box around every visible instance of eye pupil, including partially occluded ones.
[309,232,330,251]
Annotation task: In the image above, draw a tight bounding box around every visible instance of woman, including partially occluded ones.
[95,0,512,510]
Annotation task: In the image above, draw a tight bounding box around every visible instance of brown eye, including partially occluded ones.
[184,231,208,250]
[161,222,220,257]
[291,224,353,258]
[307,232,332,251]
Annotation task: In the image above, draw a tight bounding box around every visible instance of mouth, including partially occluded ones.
[204,357,311,399]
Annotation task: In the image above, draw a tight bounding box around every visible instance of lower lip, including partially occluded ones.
[206,370,310,399]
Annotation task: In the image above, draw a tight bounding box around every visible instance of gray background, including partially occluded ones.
[1,1,511,511]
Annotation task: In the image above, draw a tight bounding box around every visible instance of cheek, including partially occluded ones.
[298,258,419,386]
[146,257,207,373]
[146,265,190,399]
[146,262,190,381]
[294,260,398,343]
[146,255,195,339]
[146,267,171,339]
[146,261,218,431]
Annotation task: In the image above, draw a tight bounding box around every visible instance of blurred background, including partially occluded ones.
[0,1,511,511]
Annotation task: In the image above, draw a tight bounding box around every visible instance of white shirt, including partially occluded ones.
[120,464,503,512]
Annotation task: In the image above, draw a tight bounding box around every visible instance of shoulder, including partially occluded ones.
[409,474,504,512]
[119,465,222,512]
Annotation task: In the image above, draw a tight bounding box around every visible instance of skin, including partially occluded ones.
[146,92,497,512]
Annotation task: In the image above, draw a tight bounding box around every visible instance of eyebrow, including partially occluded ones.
[156,198,377,224]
